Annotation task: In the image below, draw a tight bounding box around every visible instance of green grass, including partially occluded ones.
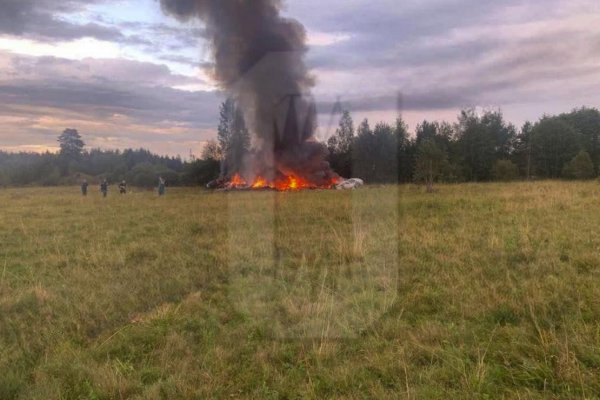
[1,182,600,399]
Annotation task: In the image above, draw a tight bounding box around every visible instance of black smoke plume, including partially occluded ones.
[160,0,339,184]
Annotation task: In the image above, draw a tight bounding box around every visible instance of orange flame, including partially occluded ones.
[251,176,269,189]
[228,173,341,191]
[273,175,313,191]
[229,173,247,188]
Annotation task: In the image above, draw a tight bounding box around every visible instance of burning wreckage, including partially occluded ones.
[160,0,363,191]
[206,96,364,192]
[208,174,364,191]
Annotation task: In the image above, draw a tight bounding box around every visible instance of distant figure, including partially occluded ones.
[100,179,108,198]
[81,179,89,196]
[158,177,166,196]
[119,180,127,195]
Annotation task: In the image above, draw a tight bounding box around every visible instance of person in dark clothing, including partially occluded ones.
[158,177,166,196]
[119,180,127,194]
[81,179,89,196]
[100,179,108,198]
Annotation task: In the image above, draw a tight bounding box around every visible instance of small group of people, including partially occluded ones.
[81,177,166,197]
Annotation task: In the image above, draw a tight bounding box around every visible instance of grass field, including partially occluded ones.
[1,182,600,399]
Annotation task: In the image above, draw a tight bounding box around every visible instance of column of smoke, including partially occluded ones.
[160,0,339,185]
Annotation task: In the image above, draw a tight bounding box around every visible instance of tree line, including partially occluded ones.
[326,106,600,190]
[0,101,243,187]
[0,129,218,187]
[1,104,599,188]
[199,100,600,188]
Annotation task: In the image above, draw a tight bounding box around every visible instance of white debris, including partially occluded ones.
[335,178,364,190]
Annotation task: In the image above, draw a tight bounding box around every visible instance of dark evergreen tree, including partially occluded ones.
[531,117,580,178]
[560,107,600,171]
[217,98,235,151]
[327,110,354,178]
[513,121,533,179]
[413,139,448,192]
[395,117,414,183]
[57,128,85,176]
[58,129,85,159]
[217,98,250,177]
[455,109,515,181]
[353,120,398,183]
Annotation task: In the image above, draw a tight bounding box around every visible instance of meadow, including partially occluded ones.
[1,182,600,399]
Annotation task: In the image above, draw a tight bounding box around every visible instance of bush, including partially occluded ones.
[562,151,596,180]
[492,160,519,181]
[126,163,179,188]
[39,166,62,186]
[442,162,465,183]
[183,159,220,185]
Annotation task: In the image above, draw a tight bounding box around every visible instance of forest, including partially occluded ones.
[1,104,599,187]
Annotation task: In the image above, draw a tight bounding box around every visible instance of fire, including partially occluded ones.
[273,175,311,191]
[251,176,269,189]
[289,177,298,190]
[229,173,247,188]
[225,173,341,191]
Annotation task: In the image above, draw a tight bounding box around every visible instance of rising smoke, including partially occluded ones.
[160,0,339,184]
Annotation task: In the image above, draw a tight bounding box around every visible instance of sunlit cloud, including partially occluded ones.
[0,37,121,60]
[307,31,352,47]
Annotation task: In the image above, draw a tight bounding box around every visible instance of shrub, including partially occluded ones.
[562,151,596,180]
[183,159,220,185]
[126,163,179,187]
[492,160,519,181]
[39,166,61,186]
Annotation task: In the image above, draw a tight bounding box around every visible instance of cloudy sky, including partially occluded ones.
[1,0,599,156]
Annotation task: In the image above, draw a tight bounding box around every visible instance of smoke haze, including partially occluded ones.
[160,0,338,184]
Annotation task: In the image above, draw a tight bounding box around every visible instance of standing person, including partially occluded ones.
[100,179,108,198]
[158,177,166,196]
[81,179,89,196]
[119,180,127,195]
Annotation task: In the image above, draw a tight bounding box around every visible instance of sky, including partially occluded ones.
[1,0,599,156]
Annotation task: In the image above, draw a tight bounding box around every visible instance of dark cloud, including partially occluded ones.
[0,0,149,44]
[0,53,219,125]
[297,0,600,114]
[0,51,221,154]
[117,21,208,54]
[0,81,215,124]
[302,0,558,70]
